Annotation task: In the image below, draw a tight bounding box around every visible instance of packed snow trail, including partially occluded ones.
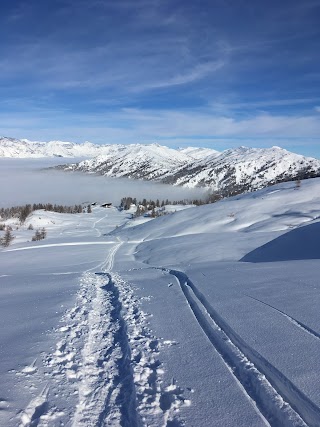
[70,272,140,427]
[46,239,141,427]
[164,269,320,427]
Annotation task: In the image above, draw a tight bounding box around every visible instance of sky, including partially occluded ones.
[0,0,320,157]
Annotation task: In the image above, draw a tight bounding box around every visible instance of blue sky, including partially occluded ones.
[1,0,320,157]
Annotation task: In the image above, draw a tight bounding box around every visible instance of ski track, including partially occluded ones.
[164,268,320,427]
[5,242,115,252]
[245,295,320,341]
[92,212,109,237]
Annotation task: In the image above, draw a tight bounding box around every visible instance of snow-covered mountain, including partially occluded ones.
[163,146,320,194]
[2,136,320,195]
[65,144,320,195]
[0,137,218,161]
[0,136,117,158]
[63,143,195,180]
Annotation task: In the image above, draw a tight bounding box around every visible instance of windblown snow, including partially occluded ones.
[1,176,320,426]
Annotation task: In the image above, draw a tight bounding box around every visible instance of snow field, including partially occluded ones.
[1,177,320,426]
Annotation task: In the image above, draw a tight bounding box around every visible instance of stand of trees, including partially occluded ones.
[31,228,47,241]
[120,192,223,218]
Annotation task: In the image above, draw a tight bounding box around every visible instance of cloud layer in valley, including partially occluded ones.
[0,159,205,208]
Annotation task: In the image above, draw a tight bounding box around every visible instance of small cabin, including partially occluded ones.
[101,203,112,208]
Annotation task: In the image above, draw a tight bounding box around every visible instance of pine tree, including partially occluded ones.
[1,228,14,247]
[40,228,47,239]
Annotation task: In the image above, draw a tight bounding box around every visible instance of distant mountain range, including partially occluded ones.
[1,136,320,194]
[0,136,118,158]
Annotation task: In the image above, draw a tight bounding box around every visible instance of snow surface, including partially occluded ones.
[1,177,320,426]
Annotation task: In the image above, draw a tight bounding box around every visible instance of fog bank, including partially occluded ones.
[0,158,206,207]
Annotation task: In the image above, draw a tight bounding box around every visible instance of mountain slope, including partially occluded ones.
[163,146,320,194]
[65,143,194,180]
[65,144,320,194]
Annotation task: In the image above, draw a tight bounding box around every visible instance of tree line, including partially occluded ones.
[120,196,209,211]
[0,203,83,223]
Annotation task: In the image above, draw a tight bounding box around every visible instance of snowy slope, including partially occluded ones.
[1,170,320,426]
[116,177,320,262]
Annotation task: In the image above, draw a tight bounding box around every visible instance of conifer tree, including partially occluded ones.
[1,228,14,247]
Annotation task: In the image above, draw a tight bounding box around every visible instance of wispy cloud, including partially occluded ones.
[133,61,225,91]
